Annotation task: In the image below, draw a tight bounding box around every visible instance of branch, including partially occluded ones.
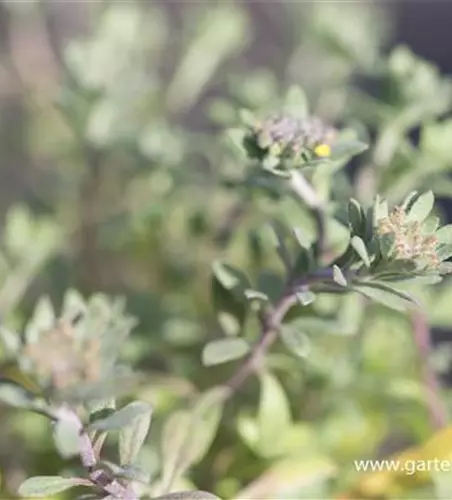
[53,406,138,499]
[223,291,298,397]
[221,170,328,399]
[411,309,448,430]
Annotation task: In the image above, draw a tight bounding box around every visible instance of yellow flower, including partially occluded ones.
[314,143,331,158]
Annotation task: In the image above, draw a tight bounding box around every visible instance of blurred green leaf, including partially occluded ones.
[280,326,311,358]
[18,476,83,498]
[332,265,347,287]
[283,85,308,118]
[258,372,292,457]
[119,404,152,466]
[89,401,152,432]
[406,190,434,222]
[53,419,80,458]
[436,225,452,244]
[202,338,250,367]
[351,235,371,267]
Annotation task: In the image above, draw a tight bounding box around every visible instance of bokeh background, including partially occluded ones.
[2,1,452,499]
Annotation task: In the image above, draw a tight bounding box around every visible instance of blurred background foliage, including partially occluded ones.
[1,1,452,499]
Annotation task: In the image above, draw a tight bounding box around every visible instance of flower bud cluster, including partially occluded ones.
[250,113,337,162]
[377,206,439,268]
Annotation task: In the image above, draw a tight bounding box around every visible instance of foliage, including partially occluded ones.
[1,1,452,500]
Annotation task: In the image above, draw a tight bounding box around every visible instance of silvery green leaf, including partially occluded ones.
[89,401,152,432]
[53,418,80,458]
[0,326,21,356]
[401,190,419,212]
[244,289,269,304]
[348,199,365,236]
[25,296,55,345]
[119,403,152,465]
[351,236,371,267]
[437,244,452,261]
[160,389,224,491]
[283,85,308,118]
[258,372,292,457]
[211,261,250,294]
[18,476,83,497]
[372,195,388,226]
[423,216,440,235]
[296,290,316,306]
[332,265,347,287]
[152,492,221,500]
[436,224,452,244]
[406,190,434,222]
[202,338,250,366]
[352,282,418,311]
[280,326,311,358]
[239,108,258,128]
[88,398,116,422]
[330,139,368,161]
[438,262,452,274]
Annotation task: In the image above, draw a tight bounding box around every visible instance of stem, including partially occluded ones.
[53,406,138,499]
[411,309,448,430]
[220,170,328,398]
[289,171,326,258]
[223,292,298,398]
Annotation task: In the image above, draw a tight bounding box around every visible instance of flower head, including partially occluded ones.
[377,206,439,268]
[24,318,101,391]
[247,113,337,167]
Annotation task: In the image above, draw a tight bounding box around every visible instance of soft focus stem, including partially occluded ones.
[411,309,448,430]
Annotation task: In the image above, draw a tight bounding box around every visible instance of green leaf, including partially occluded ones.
[160,389,225,491]
[225,128,248,159]
[436,224,452,244]
[332,265,347,287]
[152,492,221,500]
[53,419,80,458]
[351,236,371,267]
[437,244,452,261]
[212,262,249,336]
[330,139,368,161]
[438,262,452,274]
[239,108,258,128]
[257,271,285,303]
[212,261,250,292]
[348,199,365,236]
[283,85,308,118]
[0,326,21,356]
[119,403,152,466]
[406,190,435,222]
[372,195,388,227]
[89,401,152,432]
[88,398,116,423]
[25,296,55,345]
[422,216,440,235]
[296,290,316,306]
[244,289,269,306]
[258,372,292,457]
[18,476,82,497]
[0,380,43,411]
[268,221,292,270]
[352,282,417,311]
[202,338,250,367]
[292,247,312,277]
[401,190,419,212]
[280,326,311,358]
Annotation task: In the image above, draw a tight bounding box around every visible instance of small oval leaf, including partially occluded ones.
[89,401,152,432]
[202,338,250,367]
[280,327,311,358]
[18,476,81,498]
